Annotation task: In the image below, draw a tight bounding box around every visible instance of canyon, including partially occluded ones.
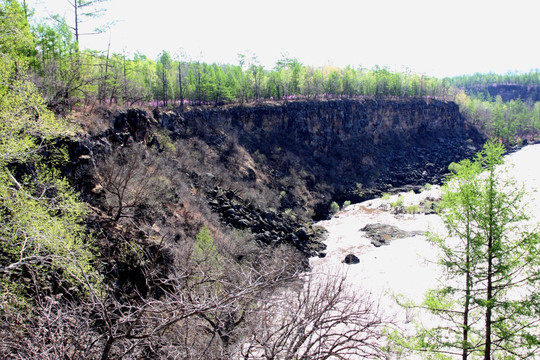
[69,98,486,261]
[149,98,484,216]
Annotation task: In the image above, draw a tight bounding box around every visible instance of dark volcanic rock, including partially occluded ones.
[68,98,484,261]
[207,186,327,257]
[111,108,155,144]
[177,98,485,218]
[361,223,423,247]
[343,254,360,265]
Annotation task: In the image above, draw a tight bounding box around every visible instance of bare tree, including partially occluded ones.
[0,224,307,360]
[241,271,389,359]
[97,145,157,222]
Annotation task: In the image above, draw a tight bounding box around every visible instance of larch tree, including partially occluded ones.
[156,50,172,106]
[65,0,109,51]
[407,140,540,359]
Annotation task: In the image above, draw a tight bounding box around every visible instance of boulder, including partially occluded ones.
[343,254,360,264]
[361,223,422,247]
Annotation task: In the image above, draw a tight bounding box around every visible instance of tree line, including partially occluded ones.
[446,70,540,88]
[25,0,458,109]
[33,46,454,109]
[13,0,540,147]
[455,91,540,145]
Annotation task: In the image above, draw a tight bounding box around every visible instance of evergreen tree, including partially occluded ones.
[410,141,540,358]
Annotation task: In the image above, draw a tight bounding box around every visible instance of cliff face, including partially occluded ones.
[65,98,484,265]
[161,98,484,216]
[464,84,540,102]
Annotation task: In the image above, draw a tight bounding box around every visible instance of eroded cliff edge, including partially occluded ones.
[155,98,484,217]
[60,97,487,289]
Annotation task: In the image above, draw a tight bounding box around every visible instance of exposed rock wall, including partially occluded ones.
[162,98,484,215]
[68,98,485,260]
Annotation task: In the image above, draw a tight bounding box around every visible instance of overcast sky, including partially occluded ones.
[29,0,539,78]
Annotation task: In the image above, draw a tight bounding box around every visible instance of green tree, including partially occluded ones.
[410,141,540,359]
[173,49,188,107]
[0,0,98,302]
[325,69,342,95]
[418,157,483,359]
[192,226,220,265]
[156,50,173,106]
[0,0,35,64]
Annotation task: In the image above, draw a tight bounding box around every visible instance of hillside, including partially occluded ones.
[75,98,484,221]
[0,92,490,359]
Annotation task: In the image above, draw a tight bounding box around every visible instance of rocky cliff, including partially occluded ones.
[157,98,484,217]
[68,98,483,265]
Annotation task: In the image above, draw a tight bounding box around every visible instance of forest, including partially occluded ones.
[1,0,540,358]
[23,0,540,145]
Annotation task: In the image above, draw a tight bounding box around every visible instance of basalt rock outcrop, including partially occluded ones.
[157,98,485,217]
[69,98,484,262]
[361,223,423,247]
[207,186,326,257]
[343,254,360,265]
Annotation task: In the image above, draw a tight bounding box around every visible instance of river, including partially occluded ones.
[310,143,540,358]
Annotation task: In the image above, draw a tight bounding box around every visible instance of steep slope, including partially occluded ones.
[11,97,484,358]
[66,97,484,270]
[156,98,484,217]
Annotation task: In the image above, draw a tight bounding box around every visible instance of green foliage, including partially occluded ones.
[153,127,176,152]
[342,200,351,209]
[192,226,220,265]
[447,70,540,88]
[421,200,438,213]
[283,208,297,220]
[353,182,364,197]
[381,193,390,200]
[391,195,404,208]
[0,0,99,303]
[405,140,540,358]
[329,201,340,214]
[406,204,419,214]
[455,90,540,144]
[0,0,35,62]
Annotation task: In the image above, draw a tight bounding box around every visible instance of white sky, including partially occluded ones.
[29,0,539,78]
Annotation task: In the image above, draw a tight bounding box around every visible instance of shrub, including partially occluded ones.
[154,128,176,152]
[284,208,297,220]
[353,183,364,197]
[329,201,340,214]
[391,195,404,208]
[406,205,420,214]
[342,200,351,209]
[421,183,432,192]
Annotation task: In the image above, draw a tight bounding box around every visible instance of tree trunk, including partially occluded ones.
[484,168,496,360]
[74,0,80,51]
[463,245,471,360]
